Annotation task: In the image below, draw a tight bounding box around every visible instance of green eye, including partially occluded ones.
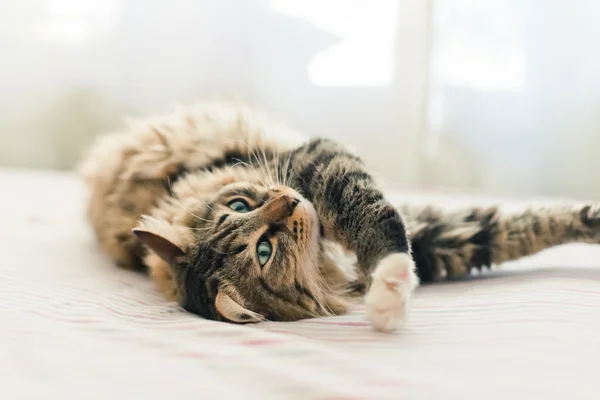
[228,199,250,213]
[257,239,272,266]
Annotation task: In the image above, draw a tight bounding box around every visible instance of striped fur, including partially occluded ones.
[402,203,600,283]
[81,101,600,323]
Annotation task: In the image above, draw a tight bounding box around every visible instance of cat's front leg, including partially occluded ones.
[288,138,419,332]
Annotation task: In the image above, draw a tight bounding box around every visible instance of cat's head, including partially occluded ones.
[134,181,344,323]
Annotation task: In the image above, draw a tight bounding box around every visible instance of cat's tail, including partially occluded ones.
[400,203,600,282]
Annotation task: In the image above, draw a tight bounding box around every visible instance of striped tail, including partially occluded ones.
[400,203,600,283]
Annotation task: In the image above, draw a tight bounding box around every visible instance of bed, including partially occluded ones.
[2,167,599,399]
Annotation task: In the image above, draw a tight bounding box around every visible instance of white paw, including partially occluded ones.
[364,253,419,333]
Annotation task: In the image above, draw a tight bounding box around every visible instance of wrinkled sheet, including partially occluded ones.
[1,168,599,399]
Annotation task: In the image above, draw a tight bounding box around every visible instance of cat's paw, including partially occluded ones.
[364,253,419,333]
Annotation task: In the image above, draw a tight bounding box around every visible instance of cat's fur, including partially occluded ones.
[81,102,600,332]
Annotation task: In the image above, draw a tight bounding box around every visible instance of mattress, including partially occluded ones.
[1,167,599,399]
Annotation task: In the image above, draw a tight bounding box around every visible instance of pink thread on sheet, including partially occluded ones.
[239,338,286,346]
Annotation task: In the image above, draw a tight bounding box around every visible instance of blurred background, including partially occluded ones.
[1,0,600,199]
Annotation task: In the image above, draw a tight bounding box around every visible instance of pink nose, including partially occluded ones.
[283,195,300,213]
[262,194,300,223]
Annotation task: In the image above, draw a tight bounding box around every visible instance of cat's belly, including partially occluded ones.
[321,239,359,283]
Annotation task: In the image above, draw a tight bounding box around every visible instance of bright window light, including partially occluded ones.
[270,0,398,87]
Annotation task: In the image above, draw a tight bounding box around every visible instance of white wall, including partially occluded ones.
[0,0,427,186]
[423,0,600,199]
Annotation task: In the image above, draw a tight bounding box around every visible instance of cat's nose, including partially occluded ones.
[262,194,299,223]
[284,195,300,214]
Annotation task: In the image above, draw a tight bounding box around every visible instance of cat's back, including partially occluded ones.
[80,101,305,187]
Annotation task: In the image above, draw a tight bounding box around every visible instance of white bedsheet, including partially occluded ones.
[1,168,599,399]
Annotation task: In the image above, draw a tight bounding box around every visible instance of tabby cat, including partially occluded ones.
[81,102,600,332]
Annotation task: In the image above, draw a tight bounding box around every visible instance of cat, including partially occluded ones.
[81,101,600,332]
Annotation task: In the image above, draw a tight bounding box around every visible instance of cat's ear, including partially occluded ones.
[133,216,194,264]
[215,291,265,323]
[133,229,184,264]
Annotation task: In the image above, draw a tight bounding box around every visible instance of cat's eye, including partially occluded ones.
[228,199,250,213]
[256,239,272,266]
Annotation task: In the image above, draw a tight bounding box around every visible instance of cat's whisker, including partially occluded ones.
[207,245,240,255]
[180,178,218,213]
[257,135,275,187]
[176,201,213,223]
[273,150,280,186]
[275,148,284,187]
[188,225,216,231]
[222,138,271,190]
[166,178,214,223]
[282,150,294,187]
[231,159,269,189]
[297,241,333,317]
[195,198,217,214]
[218,139,266,174]
[280,152,286,187]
